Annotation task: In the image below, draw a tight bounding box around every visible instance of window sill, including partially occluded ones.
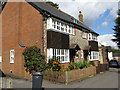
[10,62,14,64]
[60,61,70,64]
[89,59,99,61]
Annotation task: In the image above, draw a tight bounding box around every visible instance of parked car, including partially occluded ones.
[109,59,120,68]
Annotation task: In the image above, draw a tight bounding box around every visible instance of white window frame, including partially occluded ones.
[82,32,87,39]
[47,48,70,63]
[89,51,99,61]
[10,49,15,64]
[47,18,74,35]
[88,33,97,41]
[0,56,2,62]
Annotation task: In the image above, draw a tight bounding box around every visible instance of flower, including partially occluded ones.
[60,68,66,72]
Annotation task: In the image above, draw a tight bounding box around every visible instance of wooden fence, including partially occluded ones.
[43,66,96,84]
[96,64,109,73]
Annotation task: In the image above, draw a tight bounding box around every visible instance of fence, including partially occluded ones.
[96,64,109,73]
[43,66,96,84]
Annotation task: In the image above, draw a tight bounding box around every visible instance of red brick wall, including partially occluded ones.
[1,2,43,78]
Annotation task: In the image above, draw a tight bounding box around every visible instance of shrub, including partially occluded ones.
[79,61,91,69]
[66,60,91,71]
[23,46,47,73]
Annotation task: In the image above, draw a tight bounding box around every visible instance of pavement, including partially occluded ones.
[0,68,119,89]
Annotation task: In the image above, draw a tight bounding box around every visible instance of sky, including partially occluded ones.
[48,0,119,48]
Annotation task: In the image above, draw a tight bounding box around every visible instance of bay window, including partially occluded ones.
[47,48,70,63]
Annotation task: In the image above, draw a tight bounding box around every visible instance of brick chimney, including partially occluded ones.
[78,11,83,22]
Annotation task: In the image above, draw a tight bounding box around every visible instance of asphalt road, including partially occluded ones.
[11,68,119,89]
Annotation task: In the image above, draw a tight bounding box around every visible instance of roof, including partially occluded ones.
[26,1,99,35]
[70,44,79,49]
[1,0,99,35]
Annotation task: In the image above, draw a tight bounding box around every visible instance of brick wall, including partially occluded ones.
[1,2,43,78]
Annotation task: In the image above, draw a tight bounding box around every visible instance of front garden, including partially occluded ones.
[23,46,109,84]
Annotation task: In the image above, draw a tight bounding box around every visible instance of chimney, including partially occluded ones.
[78,11,83,22]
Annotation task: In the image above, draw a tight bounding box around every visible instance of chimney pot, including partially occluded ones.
[78,11,83,22]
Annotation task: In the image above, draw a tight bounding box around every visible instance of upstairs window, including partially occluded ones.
[47,18,74,35]
[65,24,67,32]
[82,32,87,38]
[88,33,97,41]
[52,20,56,29]
[10,50,15,63]
[57,22,60,30]
[61,23,64,31]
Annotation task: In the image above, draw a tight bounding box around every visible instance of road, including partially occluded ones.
[11,68,119,89]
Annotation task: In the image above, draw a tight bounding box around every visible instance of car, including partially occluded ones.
[109,59,120,68]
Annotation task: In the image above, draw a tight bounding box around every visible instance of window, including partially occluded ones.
[88,33,92,40]
[57,22,60,30]
[0,56,2,62]
[65,24,67,32]
[88,33,97,41]
[89,51,99,61]
[47,18,74,35]
[47,48,69,63]
[61,23,64,31]
[82,32,87,38]
[52,20,56,29]
[10,50,15,63]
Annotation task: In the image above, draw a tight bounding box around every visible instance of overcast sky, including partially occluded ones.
[49,0,119,48]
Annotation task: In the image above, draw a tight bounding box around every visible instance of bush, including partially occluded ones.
[79,61,91,69]
[23,46,47,73]
[66,60,91,71]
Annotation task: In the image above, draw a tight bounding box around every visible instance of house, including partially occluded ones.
[69,11,99,66]
[0,0,99,78]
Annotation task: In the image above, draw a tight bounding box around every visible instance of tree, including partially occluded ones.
[112,9,120,49]
[46,1,59,9]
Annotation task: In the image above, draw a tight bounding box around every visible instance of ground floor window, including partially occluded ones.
[89,51,99,61]
[47,48,70,63]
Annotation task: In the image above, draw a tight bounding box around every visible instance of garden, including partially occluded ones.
[23,46,108,84]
